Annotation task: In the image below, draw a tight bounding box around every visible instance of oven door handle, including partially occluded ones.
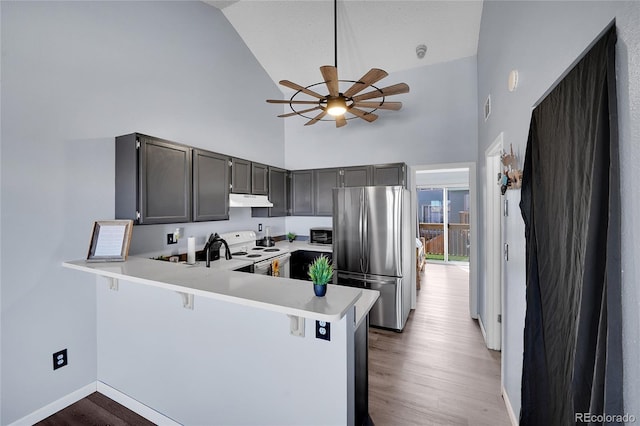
[255,253,291,265]
[254,253,291,274]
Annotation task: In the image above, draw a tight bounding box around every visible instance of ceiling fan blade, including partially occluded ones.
[267,99,321,105]
[279,80,325,99]
[353,101,403,111]
[320,66,339,98]
[343,68,388,98]
[305,110,328,126]
[348,107,378,123]
[335,115,347,128]
[351,83,410,102]
[278,106,321,118]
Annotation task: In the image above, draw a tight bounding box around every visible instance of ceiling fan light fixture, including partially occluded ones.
[265,0,409,127]
[326,97,347,116]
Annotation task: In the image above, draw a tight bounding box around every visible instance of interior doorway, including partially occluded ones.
[417,187,470,262]
[483,133,504,351]
[412,163,477,319]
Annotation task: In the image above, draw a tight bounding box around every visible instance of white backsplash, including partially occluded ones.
[129,208,286,256]
[285,216,332,239]
[129,208,335,257]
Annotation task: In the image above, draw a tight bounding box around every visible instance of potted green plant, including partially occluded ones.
[287,232,296,243]
[308,255,333,297]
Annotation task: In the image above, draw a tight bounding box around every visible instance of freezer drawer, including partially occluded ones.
[336,271,406,331]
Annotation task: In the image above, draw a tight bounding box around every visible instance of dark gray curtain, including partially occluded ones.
[519,25,622,425]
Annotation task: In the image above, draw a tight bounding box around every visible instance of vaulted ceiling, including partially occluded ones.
[205,1,483,94]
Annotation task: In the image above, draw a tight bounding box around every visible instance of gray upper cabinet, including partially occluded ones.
[341,166,372,187]
[251,162,269,195]
[232,158,269,195]
[269,167,287,216]
[291,170,314,216]
[287,163,407,217]
[116,132,409,222]
[372,163,406,187]
[193,149,229,222]
[252,166,287,217]
[231,158,251,194]
[314,168,341,216]
[116,133,192,225]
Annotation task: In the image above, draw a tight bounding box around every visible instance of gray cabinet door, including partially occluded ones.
[251,162,269,195]
[115,133,139,222]
[268,167,287,216]
[251,166,287,217]
[291,170,314,216]
[314,168,340,216]
[231,158,251,194]
[372,163,406,187]
[342,166,372,187]
[139,135,192,224]
[193,149,229,222]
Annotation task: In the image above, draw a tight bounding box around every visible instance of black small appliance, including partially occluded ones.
[203,233,232,267]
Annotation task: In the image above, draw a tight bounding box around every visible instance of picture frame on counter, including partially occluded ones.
[86,220,133,262]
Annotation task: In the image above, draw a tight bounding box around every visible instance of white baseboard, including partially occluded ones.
[478,315,502,351]
[7,381,180,426]
[501,385,518,426]
[8,382,96,426]
[97,382,181,425]
[478,315,488,341]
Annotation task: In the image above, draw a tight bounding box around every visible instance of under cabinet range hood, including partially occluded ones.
[229,193,273,208]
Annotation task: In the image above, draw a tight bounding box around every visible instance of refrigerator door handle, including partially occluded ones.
[359,189,364,273]
[363,190,369,273]
[337,271,398,287]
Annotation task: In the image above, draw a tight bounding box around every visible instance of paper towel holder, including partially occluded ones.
[186,236,196,265]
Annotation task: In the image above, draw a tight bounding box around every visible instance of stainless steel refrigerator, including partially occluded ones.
[333,186,412,331]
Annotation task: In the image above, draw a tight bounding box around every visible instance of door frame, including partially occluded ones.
[483,133,504,350]
[410,162,477,318]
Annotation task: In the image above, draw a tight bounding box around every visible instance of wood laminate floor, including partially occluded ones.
[368,262,511,426]
[36,263,510,426]
[35,391,155,426]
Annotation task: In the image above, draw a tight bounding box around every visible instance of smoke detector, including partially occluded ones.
[416,44,427,59]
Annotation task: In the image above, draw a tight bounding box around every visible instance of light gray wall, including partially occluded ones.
[414,169,470,187]
[477,0,640,418]
[129,209,285,258]
[0,3,3,420]
[0,1,283,423]
[283,56,478,170]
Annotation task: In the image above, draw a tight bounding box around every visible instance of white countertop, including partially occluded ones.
[353,289,379,329]
[63,257,376,323]
[177,258,254,271]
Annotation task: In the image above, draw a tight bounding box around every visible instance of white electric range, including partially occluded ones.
[220,231,291,277]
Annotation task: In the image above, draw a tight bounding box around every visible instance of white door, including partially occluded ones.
[484,133,503,351]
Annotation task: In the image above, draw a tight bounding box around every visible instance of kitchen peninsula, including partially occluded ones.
[63,256,378,425]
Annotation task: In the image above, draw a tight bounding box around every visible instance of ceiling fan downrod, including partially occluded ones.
[333,0,338,69]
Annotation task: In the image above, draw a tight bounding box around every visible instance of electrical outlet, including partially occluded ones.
[258,224,262,232]
[316,321,331,341]
[167,233,176,244]
[53,349,68,370]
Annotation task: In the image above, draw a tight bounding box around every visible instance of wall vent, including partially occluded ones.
[484,95,492,121]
